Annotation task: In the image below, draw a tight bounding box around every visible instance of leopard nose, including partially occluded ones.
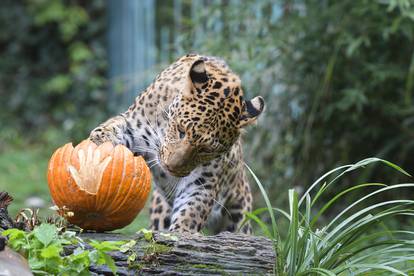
[163,144,193,166]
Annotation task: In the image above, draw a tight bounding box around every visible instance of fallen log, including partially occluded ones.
[1,191,276,275]
[75,231,276,275]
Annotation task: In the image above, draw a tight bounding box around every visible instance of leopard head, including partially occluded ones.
[160,58,265,177]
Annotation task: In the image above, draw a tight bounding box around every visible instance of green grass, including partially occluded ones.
[0,147,50,216]
[245,158,414,276]
[0,145,150,234]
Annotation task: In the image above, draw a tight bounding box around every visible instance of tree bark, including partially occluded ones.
[76,231,276,276]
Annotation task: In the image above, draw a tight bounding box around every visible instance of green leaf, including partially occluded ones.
[310,183,387,226]
[244,212,272,238]
[127,253,137,265]
[69,42,93,63]
[2,228,26,242]
[68,249,90,272]
[2,228,25,239]
[89,240,124,252]
[326,184,414,232]
[338,263,407,275]
[102,252,117,274]
[41,244,62,258]
[137,228,154,241]
[88,250,100,264]
[378,158,412,177]
[2,228,28,253]
[245,164,283,275]
[299,267,336,276]
[88,240,120,274]
[43,74,72,93]
[287,189,299,276]
[120,239,137,253]
[32,1,65,25]
[33,223,58,247]
[29,257,46,270]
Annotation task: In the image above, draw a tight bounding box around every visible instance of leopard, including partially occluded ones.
[89,54,265,234]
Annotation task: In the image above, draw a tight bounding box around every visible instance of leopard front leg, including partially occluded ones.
[149,188,172,231]
[169,179,217,233]
[224,179,253,234]
[89,115,130,146]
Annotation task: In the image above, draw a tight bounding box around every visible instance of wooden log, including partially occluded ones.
[1,192,276,275]
[75,231,276,275]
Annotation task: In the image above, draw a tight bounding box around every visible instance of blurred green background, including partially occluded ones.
[1,0,413,234]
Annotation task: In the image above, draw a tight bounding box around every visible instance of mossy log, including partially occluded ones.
[1,192,275,275]
[73,231,276,275]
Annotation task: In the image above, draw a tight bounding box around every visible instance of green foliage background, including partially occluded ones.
[1,0,414,221]
[174,0,414,206]
[0,0,108,146]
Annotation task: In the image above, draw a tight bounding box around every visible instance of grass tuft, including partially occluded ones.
[246,158,414,275]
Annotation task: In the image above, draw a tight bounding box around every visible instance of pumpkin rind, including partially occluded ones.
[47,140,151,231]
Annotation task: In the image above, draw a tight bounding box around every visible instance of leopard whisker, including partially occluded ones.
[149,162,160,169]
[164,179,176,200]
[133,145,158,153]
[142,135,161,152]
[154,105,166,145]
[165,177,181,201]
[147,155,161,166]
[146,159,159,165]
[142,108,163,149]
[132,146,159,159]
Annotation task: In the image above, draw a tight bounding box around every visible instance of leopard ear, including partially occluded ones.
[238,96,265,128]
[189,59,208,84]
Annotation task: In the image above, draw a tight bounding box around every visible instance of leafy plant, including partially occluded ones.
[245,158,414,275]
[2,223,124,275]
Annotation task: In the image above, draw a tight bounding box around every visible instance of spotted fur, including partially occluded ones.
[89,54,265,234]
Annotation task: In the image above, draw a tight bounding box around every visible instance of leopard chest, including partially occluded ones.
[150,165,179,204]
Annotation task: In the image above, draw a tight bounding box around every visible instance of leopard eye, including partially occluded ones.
[199,146,214,154]
[177,126,186,139]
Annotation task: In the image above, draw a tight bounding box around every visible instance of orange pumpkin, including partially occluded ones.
[47,139,151,231]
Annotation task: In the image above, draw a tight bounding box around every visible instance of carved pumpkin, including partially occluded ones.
[47,139,151,231]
